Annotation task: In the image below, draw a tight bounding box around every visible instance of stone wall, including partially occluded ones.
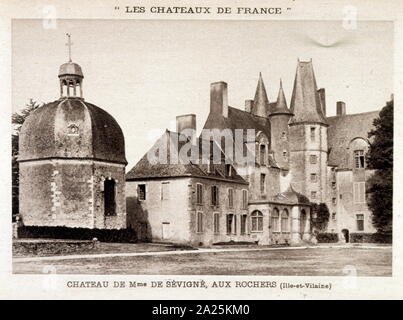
[126,177,249,246]
[19,159,126,230]
[289,123,328,203]
[126,178,191,244]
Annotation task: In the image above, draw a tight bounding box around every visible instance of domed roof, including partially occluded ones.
[273,186,310,205]
[58,62,84,78]
[18,98,127,164]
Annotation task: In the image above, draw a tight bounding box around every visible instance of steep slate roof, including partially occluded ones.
[289,60,327,125]
[269,80,292,116]
[251,73,270,118]
[126,130,247,184]
[204,106,271,140]
[327,110,380,168]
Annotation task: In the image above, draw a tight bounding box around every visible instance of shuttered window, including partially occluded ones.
[196,183,203,205]
[242,190,248,209]
[213,213,220,234]
[353,182,366,203]
[228,188,234,208]
[197,211,203,233]
[211,186,219,206]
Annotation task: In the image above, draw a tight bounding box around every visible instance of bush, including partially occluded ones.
[316,233,339,243]
[17,226,138,243]
[350,233,392,243]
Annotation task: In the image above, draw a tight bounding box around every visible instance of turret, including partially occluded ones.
[268,79,293,169]
[288,59,328,203]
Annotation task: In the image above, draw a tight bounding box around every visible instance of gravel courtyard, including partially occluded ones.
[13,245,392,276]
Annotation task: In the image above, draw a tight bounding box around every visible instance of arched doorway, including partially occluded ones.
[342,229,349,243]
[300,209,307,239]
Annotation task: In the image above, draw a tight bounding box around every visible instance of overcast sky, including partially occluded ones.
[12,19,393,168]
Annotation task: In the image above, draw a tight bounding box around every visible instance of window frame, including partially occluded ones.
[280,209,290,232]
[356,214,364,231]
[260,173,266,194]
[196,211,204,233]
[354,150,365,169]
[242,189,248,210]
[211,185,219,206]
[137,184,146,201]
[240,214,247,235]
[228,188,234,209]
[251,210,264,232]
[213,212,220,234]
[226,214,234,235]
[196,183,203,205]
[271,208,280,232]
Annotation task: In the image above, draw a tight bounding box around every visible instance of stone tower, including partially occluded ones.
[18,36,127,231]
[289,60,328,203]
[268,80,293,169]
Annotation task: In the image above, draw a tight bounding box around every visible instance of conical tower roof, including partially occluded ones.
[251,72,269,118]
[289,60,327,125]
[269,79,292,116]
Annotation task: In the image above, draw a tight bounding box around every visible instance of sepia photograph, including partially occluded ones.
[9,17,394,278]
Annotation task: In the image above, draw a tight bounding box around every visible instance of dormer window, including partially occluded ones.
[354,150,365,168]
[67,123,79,136]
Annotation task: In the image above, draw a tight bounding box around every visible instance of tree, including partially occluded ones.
[310,202,330,232]
[12,99,41,218]
[366,98,393,235]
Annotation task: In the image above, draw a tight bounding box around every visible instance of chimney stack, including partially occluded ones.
[176,114,196,141]
[245,100,253,113]
[210,81,228,118]
[336,101,346,116]
[317,88,326,116]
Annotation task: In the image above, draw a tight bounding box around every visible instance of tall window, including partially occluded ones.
[241,215,247,235]
[196,211,203,233]
[242,190,248,210]
[226,214,234,234]
[260,174,266,194]
[161,182,170,200]
[228,188,234,208]
[196,183,203,205]
[356,214,364,231]
[251,211,263,232]
[104,179,116,216]
[138,184,146,201]
[271,208,280,232]
[310,127,316,141]
[260,144,266,165]
[281,209,289,232]
[354,150,365,168]
[353,182,366,203]
[211,186,219,206]
[213,213,220,234]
